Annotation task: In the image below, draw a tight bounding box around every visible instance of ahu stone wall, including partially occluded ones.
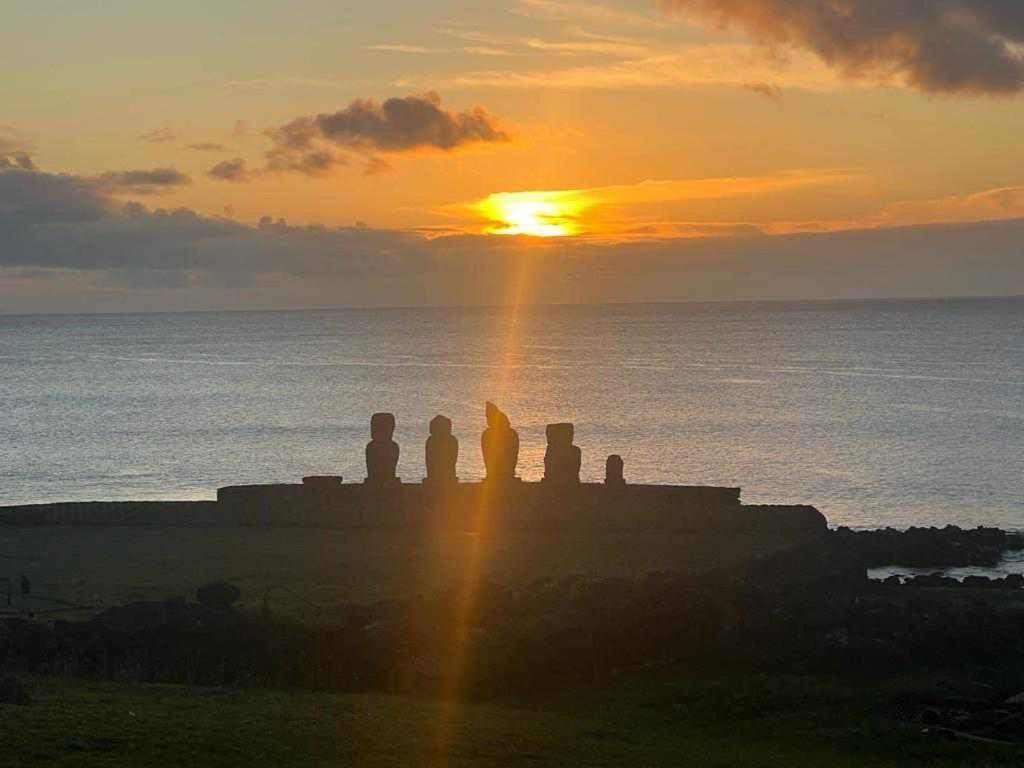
[0,484,828,540]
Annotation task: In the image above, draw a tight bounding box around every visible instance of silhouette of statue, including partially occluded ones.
[481,401,519,482]
[425,414,459,484]
[605,454,625,486]
[543,422,581,484]
[365,412,399,484]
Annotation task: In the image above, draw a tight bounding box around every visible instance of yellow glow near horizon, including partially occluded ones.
[476,190,592,236]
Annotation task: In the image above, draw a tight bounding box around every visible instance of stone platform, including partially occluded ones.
[0,482,826,539]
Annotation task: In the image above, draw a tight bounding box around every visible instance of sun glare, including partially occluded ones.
[476,190,590,237]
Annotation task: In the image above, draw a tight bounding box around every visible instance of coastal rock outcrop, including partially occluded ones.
[833,525,1024,568]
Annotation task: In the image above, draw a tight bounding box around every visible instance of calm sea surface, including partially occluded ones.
[1,299,1022,529]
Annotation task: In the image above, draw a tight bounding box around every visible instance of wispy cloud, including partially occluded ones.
[92,168,191,195]
[461,46,519,57]
[523,36,650,57]
[876,187,1024,227]
[439,44,839,92]
[366,43,441,54]
[140,127,177,144]
[462,170,856,237]
[222,77,344,90]
[188,142,229,152]
[207,158,253,183]
[514,0,669,30]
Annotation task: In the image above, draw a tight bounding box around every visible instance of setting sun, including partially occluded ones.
[475,190,591,237]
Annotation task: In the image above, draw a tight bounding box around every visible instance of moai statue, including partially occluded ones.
[481,401,519,482]
[605,454,625,486]
[543,422,581,484]
[425,414,459,484]
[365,412,400,484]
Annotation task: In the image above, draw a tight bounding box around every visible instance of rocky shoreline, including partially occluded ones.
[835,525,1024,568]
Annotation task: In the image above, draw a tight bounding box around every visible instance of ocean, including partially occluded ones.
[1,298,1022,529]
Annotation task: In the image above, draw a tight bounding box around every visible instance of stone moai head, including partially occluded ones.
[370,412,396,442]
[546,422,575,447]
[605,454,625,484]
[430,414,453,437]
[543,422,580,485]
[485,401,501,430]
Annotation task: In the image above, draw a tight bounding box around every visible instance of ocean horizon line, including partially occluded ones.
[2,293,1023,320]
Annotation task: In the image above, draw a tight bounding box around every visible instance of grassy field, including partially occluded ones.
[4,670,1018,767]
[0,525,796,620]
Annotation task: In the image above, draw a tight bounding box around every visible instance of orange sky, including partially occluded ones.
[4,0,1024,236]
[2,0,1024,311]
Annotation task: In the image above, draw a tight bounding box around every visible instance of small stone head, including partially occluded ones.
[605,454,625,484]
[370,412,396,442]
[546,422,574,447]
[430,414,452,437]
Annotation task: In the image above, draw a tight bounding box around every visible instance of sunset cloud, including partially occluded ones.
[264,92,510,177]
[440,44,840,92]
[467,171,855,236]
[515,0,667,30]
[270,93,508,153]
[876,186,1024,227]
[265,147,345,176]
[0,150,35,171]
[3,165,1023,313]
[0,131,36,171]
[188,142,229,152]
[660,0,1024,94]
[366,43,440,54]
[139,126,178,144]
[92,168,191,195]
[207,158,253,182]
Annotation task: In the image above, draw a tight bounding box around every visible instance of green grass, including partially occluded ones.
[4,671,1020,767]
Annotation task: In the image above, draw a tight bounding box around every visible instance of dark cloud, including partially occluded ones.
[661,0,1024,94]
[265,92,509,174]
[92,168,191,195]
[207,158,253,182]
[313,92,508,151]
[265,146,344,176]
[188,142,229,152]
[0,169,109,222]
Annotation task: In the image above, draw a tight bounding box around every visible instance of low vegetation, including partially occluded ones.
[4,669,1021,767]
